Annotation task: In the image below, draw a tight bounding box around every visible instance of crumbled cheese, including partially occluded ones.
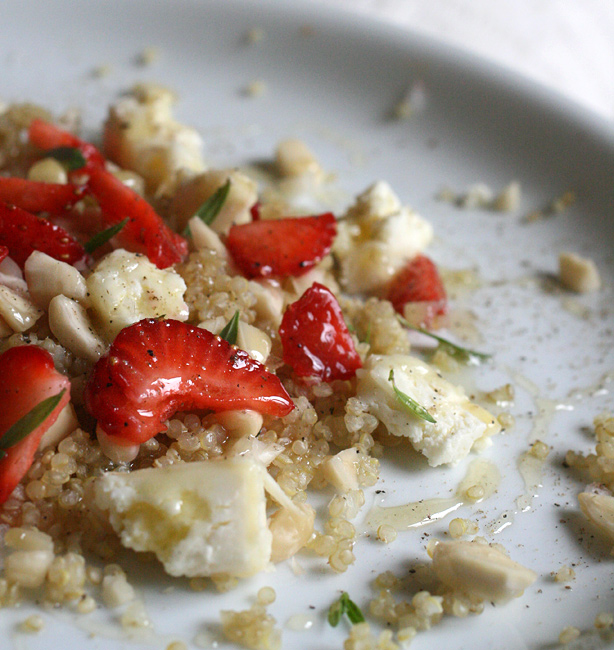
[335,182,433,294]
[104,84,205,196]
[356,354,500,466]
[94,458,272,578]
[87,249,188,341]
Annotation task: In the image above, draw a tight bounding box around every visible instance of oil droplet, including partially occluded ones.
[367,458,500,532]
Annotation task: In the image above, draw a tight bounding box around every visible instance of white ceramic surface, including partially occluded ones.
[1,1,613,649]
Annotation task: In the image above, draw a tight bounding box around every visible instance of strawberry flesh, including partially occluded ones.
[86,165,188,269]
[0,346,71,504]
[0,177,83,216]
[387,254,447,327]
[280,282,362,382]
[0,202,88,268]
[226,212,337,279]
[28,118,106,169]
[84,318,294,445]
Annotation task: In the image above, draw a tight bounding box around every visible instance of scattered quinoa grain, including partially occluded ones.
[19,614,44,633]
[558,626,581,645]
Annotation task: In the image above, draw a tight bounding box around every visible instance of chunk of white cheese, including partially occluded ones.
[104,83,205,197]
[87,249,188,341]
[94,458,272,578]
[356,355,500,466]
[334,181,433,294]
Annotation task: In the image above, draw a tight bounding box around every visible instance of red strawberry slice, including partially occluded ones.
[0,202,88,269]
[28,118,106,169]
[387,254,447,327]
[226,212,337,279]
[0,346,71,504]
[0,177,83,216]
[0,245,8,264]
[84,318,294,445]
[86,165,188,269]
[279,282,362,382]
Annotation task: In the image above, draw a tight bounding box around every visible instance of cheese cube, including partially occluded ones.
[335,182,433,294]
[94,458,272,578]
[356,355,500,466]
[87,249,188,341]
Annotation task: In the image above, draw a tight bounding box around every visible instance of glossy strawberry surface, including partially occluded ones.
[226,212,337,278]
[0,202,88,268]
[387,254,447,327]
[280,282,362,382]
[0,346,71,504]
[85,318,294,444]
[86,166,188,269]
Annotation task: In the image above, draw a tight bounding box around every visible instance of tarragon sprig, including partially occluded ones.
[388,369,436,424]
[397,315,491,364]
[194,179,231,226]
[328,592,365,627]
[218,310,240,345]
[0,389,66,459]
[84,218,129,254]
[46,146,86,172]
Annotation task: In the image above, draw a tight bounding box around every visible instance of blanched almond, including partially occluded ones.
[431,540,537,603]
[578,491,614,543]
[25,250,89,310]
[48,295,107,363]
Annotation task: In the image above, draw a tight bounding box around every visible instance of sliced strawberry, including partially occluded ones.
[279,282,362,382]
[86,165,188,269]
[0,346,71,504]
[84,318,294,445]
[250,203,261,221]
[0,245,8,264]
[387,254,447,327]
[226,212,337,279]
[28,118,105,169]
[0,202,88,268]
[0,177,83,216]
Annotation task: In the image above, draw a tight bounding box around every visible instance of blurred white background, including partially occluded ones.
[309,0,614,123]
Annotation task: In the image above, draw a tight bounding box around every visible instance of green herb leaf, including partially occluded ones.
[388,369,436,424]
[46,146,87,172]
[194,179,231,226]
[327,597,344,627]
[218,311,240,345]
[0,389,66,454]
[84,218,129,254]
[328,593,365,627]
[342,593,365,624]
[397,315,491,364]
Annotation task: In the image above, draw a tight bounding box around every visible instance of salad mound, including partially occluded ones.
[0,86,533,648]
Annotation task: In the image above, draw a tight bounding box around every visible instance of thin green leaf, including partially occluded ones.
[341,593,365,624]
[46,146,86,172]
[194,179,231,226]
[84,218,129,254]
[397,315,491,364]
[218,311,240,345]
[0,389,66,452]
[327,596,345,627]
[388,369,436,424]
[328,593,365,627]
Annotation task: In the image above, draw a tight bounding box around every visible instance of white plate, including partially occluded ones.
[2,1,614,649]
